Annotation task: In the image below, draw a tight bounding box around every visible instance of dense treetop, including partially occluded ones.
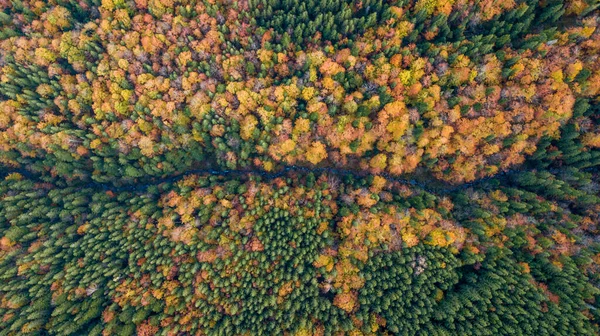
[1,168,599,335]
[1,0,599,184]
[0,0,600,335]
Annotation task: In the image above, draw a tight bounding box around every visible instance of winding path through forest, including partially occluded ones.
[2,159,598,196]
[0,163,534,195]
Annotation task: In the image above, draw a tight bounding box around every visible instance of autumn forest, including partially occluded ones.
[1,0,600,335]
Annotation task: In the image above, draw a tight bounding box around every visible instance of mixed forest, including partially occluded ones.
[1,0,600,335]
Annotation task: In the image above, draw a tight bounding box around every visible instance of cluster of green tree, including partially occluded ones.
[248,0,391,44]
[530,98,600,170]
[408,0,568,56]
[451,164,600,333]
[1,169,598,334]
[249,0,597,54]
[436,248,595,335]
[0,177,104,334]
[359,246,596,335]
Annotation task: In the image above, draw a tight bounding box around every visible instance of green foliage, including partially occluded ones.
[249,0,390,44]
[358,246,460,334]
[1,0,600,334]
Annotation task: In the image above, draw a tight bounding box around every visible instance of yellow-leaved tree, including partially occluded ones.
[305,141,328,165]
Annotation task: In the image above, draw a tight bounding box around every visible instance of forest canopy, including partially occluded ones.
[1,0,600,335]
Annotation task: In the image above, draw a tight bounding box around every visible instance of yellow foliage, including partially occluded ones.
[278,139,296,155]
[427,229,451,247]
[101,0,115,10]
[313,254,334,272]
[482,143,500,155]
[402,231,419,247]
[138,136,155,157]
[305,141,328,165]
[356,190,377,207]
[34,48,57,67]
[566,61,583,81]
[320,59,345,76]
[398,70,412,86]
[237,90,257,110]
[369,176,387,193]
[292,327,313,336]
[479,0,517,20]
[240,115,258,140]
[415,0,456,16]
[46,6,72,29]
[90,139,102,149]
[390,6,404,18]
[580,26,596,38]
[550,70,564,83]
[258,49,274,65]
[369,154,387,170]
[489,190,509,202]
[395,21,414,39]
[293,118,311,135]
[387,115,410,139]
[333,292,357,313]
[117,58,129,70]
[301,87,316,101]
[177,51,192,67]
[257,107,274,124]
[278,281,295,298]
[322,77,336,90]
[582,133,600,148]
[382,101,407,118]
[519,262,531,274]
[263,160,274,171]
[308,50,327,66]
[309,67,317,82]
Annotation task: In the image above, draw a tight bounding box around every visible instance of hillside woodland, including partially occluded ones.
[1,0,600,335]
